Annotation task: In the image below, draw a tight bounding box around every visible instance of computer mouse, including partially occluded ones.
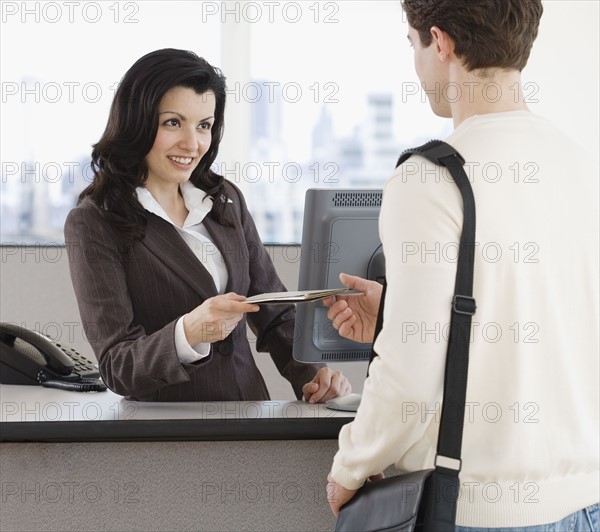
[325,392,362,412]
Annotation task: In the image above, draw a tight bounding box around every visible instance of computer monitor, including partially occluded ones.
[292,188,385,364]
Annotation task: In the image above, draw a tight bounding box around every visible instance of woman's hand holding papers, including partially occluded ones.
[183,293,260,345]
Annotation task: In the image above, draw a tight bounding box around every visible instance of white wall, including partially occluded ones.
[524,0,599,160]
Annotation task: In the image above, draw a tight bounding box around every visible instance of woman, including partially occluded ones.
[65,48,350,402]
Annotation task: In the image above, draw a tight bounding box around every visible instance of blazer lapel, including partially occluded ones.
[142,213,219,299]
[202,215,244,293]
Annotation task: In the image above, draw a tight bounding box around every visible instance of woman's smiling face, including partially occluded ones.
[144,86,216,189]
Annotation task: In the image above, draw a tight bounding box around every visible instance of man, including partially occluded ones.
[325,0,599,530]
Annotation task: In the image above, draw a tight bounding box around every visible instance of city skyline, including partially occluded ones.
[1,2,597,244]
[1,84,445,244]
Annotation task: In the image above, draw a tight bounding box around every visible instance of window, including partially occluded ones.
[244,1,450,242]
[1,1,221,244]
[1,1,598,245]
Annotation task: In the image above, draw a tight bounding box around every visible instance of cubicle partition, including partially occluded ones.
[0,385,355,531]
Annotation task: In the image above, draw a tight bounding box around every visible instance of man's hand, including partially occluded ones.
[327,472,385,517]
[323,273,383,343]
[302,367,351,404]
[327,473,358,517]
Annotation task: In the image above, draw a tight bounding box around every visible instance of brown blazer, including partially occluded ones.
[64,181,322,401]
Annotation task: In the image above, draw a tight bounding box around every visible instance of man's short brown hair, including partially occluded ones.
[402,0,543,72]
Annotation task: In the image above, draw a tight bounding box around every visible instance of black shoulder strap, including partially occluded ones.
[371,139,476,469]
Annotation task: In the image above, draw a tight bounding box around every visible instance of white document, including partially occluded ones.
[245,288,361,304]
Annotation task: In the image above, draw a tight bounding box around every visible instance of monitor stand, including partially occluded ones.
[325,393,362,413]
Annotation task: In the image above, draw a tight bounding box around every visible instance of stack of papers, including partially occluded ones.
[245,288,361,304]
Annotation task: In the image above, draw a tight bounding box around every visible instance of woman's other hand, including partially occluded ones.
[303,367,352,404]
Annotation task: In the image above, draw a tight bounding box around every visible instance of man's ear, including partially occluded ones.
[430,26,455,62]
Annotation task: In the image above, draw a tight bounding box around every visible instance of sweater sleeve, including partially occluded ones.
[331,156,463,488]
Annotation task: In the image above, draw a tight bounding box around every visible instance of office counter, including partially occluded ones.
[0,385,355,531]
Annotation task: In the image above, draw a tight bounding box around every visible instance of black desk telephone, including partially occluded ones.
[0,322,107,392]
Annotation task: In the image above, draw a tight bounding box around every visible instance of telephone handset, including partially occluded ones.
[0,322,107,392]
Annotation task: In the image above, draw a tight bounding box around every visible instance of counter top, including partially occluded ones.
[0,384,355,442]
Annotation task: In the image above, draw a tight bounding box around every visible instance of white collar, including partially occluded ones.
[136,180,217,227]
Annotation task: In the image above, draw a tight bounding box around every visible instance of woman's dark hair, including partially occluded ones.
[402,0,543,72]
[79,48,229,244]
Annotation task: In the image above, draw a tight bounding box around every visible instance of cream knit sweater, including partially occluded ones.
[331,111,599,527]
